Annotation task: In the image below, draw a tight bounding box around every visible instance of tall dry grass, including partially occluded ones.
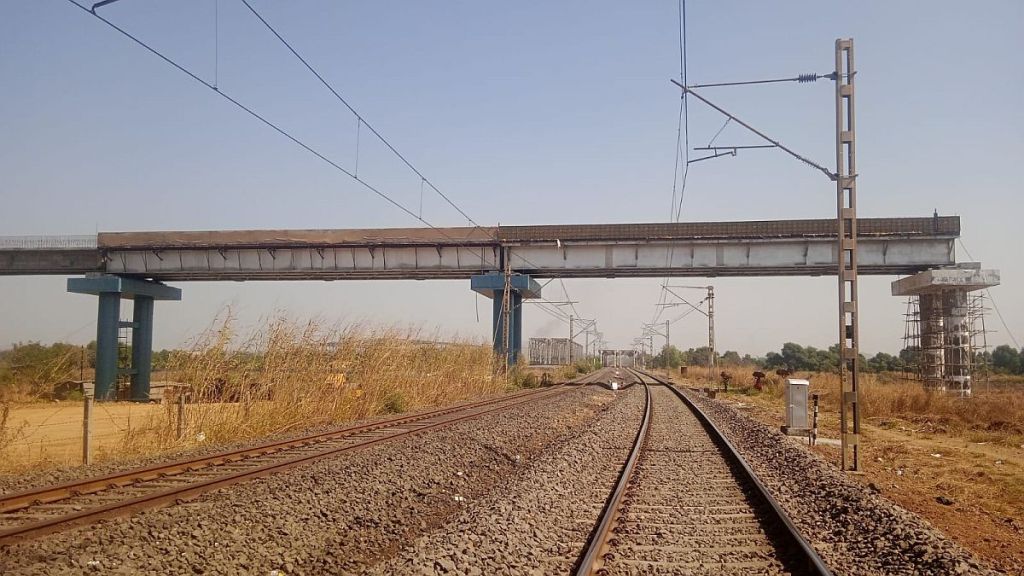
[108,312,506,455]
[715,366,1024,444]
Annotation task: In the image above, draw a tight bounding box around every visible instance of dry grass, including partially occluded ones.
[0,313,506,473]
[715,366,1024,446]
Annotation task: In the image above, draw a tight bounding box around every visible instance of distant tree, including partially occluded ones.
[719,350,742,365]
[652,345,685,369]
[867,351,902,373]
[0,341,84,399]
[991,345,1022,374]
[763,342,840,373]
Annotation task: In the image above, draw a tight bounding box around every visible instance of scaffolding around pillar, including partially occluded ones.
[893,266,999,396]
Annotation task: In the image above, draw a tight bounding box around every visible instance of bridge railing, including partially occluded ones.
[0,235,97,250]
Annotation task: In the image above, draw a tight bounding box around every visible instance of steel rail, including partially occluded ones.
[0,386,553,514]
[0,386,567,545]
[638,369,833,576]
[574,377,652,575]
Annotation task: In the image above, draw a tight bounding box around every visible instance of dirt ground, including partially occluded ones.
[712,386,1024,575]
[0,401,167,472]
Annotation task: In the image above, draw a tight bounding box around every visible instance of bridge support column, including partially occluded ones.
[471,273,542,366]
[892,266,999,396]
[68,275,182,402]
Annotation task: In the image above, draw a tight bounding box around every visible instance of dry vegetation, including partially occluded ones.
[712,366,1024,446]
[1,313,510,473]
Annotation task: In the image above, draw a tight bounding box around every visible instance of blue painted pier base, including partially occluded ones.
[68,275,181,401]
[471,273,541,366]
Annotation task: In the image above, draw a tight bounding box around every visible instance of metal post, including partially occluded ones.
[811,393,820,446]
[707,286,715,384]
[501,253,512,370]
[82,394,93,465]
[568,315,574,365]
[177,392,185,440]
[835,38,861,471]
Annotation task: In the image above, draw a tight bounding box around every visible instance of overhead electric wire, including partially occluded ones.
[237,0,482,229]
[66,0,425,225]
[653,0,689,330]
[685,73,833,89]
[957,239,1020,349]
[72,0,597,339]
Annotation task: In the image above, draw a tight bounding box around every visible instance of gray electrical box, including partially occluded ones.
[781,378,810,435]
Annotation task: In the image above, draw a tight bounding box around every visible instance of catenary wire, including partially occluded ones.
[71,0,596,339]
[238,0,483,229]
[957,239,1019,348]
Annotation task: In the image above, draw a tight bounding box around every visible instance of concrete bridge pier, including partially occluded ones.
[68,275,181,401]
[892,265,999,395]
[470,273,542,366]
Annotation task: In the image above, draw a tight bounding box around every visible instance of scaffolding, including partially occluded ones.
[901,292,991,396]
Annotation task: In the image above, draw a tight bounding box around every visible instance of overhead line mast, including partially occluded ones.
[668,38,862,472]
[835,39,860,472]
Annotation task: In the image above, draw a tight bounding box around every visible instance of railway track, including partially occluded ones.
[0,385,567,546]
[576,370,831,575]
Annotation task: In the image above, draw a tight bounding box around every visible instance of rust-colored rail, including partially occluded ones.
[575,369,832,575]
[0,386,566,545]
[575,376,652,575]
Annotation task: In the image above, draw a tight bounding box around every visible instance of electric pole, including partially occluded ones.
[568,315,574,365]
[835,38,861,472]
[707,286,715,383]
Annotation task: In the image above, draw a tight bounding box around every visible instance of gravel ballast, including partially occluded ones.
[1,378,1005,575]
[369,384,646,575]
[0,386,618,575]
[681,387,1001,576]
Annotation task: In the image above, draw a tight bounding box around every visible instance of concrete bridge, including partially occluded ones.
[0,215,997,400]
[2,216,960,280]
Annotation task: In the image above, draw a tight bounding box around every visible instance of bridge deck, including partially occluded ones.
[0,217,959,280]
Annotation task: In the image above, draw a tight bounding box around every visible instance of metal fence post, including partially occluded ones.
[810,393,820,446]
[177,393,185,440]
[82,394,93,465]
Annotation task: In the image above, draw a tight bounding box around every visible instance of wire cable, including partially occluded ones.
[65,0,426,224]
[958,239,1019,348]
[238,0,483,229]
[71,0,596,343]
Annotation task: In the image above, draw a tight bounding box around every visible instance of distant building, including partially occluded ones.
[528,338,584,366]
[601,349,637,368]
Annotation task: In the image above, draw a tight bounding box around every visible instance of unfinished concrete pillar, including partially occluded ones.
[918,292,945,388]
[892,266,999,396]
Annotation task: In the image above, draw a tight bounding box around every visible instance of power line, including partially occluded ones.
[686,73,834,89]
[654,0,689,329]
[66,0,426,225]
[71,0,595,345]
[958,239,1019,349]
[237,0,482,229]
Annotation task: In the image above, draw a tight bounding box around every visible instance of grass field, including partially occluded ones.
[0,315,511,476]
[0,401,166,472]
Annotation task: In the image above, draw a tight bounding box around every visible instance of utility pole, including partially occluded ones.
[568,315,574,365]
[835,38,861,472]
[707,286,715,383]
[501,249,512,371]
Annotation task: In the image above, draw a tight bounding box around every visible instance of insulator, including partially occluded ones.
[797,73,819,83]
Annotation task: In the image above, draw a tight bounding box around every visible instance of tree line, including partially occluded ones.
[651,341,1024,375]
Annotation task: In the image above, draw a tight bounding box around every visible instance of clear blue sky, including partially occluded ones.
[1,1,1021,355]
